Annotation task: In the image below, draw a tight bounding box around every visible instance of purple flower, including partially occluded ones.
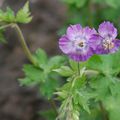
[59,24,97,61]
[90,21,120,54]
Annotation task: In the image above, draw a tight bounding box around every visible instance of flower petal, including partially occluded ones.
[89,34,103,50]
[83,27,97,39]
[89,34,107,54]
[68,48,93,61]
[98,21,117,39]
[59,35,75,54]
[66,24,82,40]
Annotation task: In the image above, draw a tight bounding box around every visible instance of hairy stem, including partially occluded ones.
[99,101,109,120]
[0,23,13,29]
[13,24,37,65]
[0,23,37,65]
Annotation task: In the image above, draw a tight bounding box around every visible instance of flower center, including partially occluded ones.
[78,42,84,47]
[103,40,114,50]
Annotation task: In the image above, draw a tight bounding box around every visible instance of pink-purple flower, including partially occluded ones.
[59,22,120,62]
[59,24,96,61]
[90,21,120,54]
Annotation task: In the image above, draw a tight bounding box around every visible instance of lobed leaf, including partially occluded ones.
[16,2,32,23]
[0,7,15,22]
[33,48,48,67]
[0,2,32,24]
[53,66,74,77]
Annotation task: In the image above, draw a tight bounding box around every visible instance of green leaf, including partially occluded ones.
[53,66,74,77]
[89,75,112,101]
[16,2,32,23]
[40,77,59,99]
[58,96,80,120]
[72,75,86,89]
[69,59,78,71]
[58,81,72,93]
[19,77,33,86]
[47,56,66,70]
[20,63,60,99]
[73,90,90,114]
[104,96,120,120]
[86,54,102,70]
[0,1,32,23]
[80,107,102,120]
[20,54,65,99]
[33,48,48,67]
[0,7,15,23]
[69,59,86,72]
[87,51,120,76]
[109,79,120,96]
[5,7,15,22]
[22,64,45,82]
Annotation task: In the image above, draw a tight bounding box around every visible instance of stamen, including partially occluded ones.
[103,41,114,50]
[108,42,114,49]
[78,42,84,47]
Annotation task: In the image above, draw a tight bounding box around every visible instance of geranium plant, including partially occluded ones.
[0,1,120,120]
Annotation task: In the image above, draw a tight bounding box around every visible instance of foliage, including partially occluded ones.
[16,2,32,23]
[19,48,66,99]
[87,52,120,120]
[0,1,120,120]
[53,51,120,120]
[0,2,32,43]
[0,2,32,24]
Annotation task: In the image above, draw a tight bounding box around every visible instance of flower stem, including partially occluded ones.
[99,101,109,120]
[0,23,37,65]
[78,62,80,75]
[0,23,13,29]
[13,24,37,66]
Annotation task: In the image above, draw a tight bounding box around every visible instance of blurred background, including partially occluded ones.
[0,0,120,120]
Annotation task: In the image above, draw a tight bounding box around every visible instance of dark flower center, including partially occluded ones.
[78,42,84,47]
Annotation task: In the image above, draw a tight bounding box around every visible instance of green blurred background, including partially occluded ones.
[58,0,120,36]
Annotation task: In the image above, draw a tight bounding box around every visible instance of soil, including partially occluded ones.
[0,0,66,120]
